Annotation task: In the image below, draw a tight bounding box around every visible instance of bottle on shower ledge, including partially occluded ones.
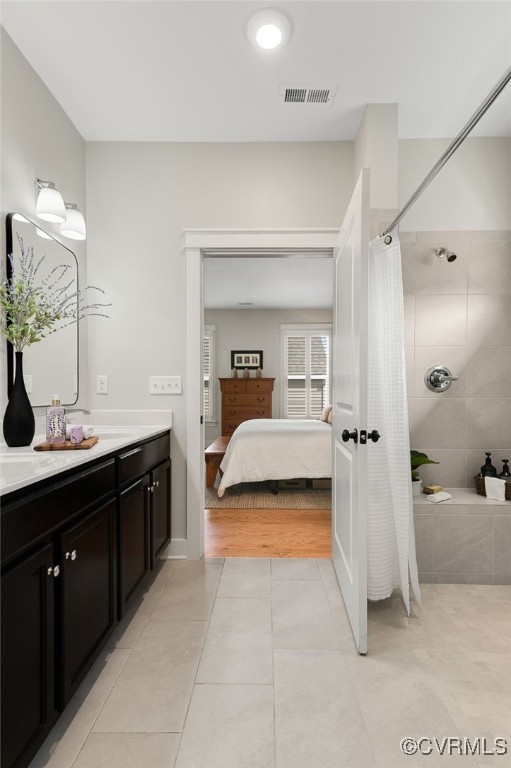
[499,459,511,483]
[480,452,497,477]
[46,394,66,444]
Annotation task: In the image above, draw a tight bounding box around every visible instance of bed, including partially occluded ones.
[217,418,332,497]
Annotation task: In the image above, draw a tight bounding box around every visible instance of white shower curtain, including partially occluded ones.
[367,232,421,613]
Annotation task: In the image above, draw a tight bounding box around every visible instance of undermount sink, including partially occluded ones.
[93,430,137,440]
[1,454,58,484]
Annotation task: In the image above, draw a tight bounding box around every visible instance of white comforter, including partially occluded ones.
[217,418,332,497]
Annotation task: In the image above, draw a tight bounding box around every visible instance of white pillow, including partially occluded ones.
[319,405,332,422]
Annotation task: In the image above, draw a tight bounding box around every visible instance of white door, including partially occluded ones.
[331,168,370,655]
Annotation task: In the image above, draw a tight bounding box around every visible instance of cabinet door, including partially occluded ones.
[151,460,171,567]
[59,500,116,706]
[118,475,150,617]
[1,543,56,768]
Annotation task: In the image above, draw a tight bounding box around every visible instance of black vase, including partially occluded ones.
[3,351,35,447]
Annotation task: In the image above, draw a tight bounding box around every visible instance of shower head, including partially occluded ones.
[434,247,457,263]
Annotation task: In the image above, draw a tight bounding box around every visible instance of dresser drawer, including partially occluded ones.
[246,380,274,393]
[220,379,247,394]
[223,413,268,435]
[222,406,269,420]
[223,393,270,406]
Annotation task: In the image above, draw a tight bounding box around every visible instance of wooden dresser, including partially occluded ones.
[219,377,275,436]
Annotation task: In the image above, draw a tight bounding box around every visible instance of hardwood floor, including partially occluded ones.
[204,507,331,558]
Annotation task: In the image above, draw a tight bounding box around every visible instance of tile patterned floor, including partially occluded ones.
[29,559,511,768]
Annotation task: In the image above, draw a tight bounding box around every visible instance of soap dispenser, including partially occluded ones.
[499,459,511,483]
[46,394,66,444]
[480,452,497,477]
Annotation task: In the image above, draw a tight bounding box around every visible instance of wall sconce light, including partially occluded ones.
[60,203,87,241]
[35,179,66,223]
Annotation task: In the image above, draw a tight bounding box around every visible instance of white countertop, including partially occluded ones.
[0,425,171,497]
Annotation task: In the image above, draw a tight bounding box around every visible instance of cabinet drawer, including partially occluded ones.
[220,379,247,394]
[246,380,273,393]
[222,407,269,420]
[223,393,269,406]
[118,434,170,487]
[1,460,116,567]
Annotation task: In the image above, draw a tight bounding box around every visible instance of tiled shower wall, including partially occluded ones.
[402,229,511,489]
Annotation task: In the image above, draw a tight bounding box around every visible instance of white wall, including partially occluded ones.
[399,138,511,231]
[1,29,87,414]
[355,104,398,209]
[204,308,334,444]
[85,141,353,543]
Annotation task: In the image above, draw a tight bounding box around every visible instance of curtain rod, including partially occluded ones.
[382,64,511,239]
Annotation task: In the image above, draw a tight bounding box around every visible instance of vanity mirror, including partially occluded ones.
[6,213,79,406]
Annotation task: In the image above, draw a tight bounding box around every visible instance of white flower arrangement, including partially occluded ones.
[0,234,110,351]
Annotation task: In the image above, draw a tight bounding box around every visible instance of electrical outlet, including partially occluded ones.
[96,374,108,394]
[23,374,33,394]
[149,375,183,395]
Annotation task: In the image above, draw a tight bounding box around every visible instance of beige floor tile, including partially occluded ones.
[271,558,320,580]
[274,649,377,768]
[92,621,207,733]
[346,649,460,735]
[272,579,339,650]
[196,597,272,684]
[72,733,180,768]
[150,562,222,621]
[29,650,130,768]
[217,557,271,598]
[175,684,274,768]
[370,734,478,767]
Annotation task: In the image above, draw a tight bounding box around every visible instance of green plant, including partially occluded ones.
[410,450,438,481]
[0,234,110,351]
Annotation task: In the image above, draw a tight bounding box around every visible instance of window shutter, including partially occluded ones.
[203,325,215,422]
[282,326,331,419]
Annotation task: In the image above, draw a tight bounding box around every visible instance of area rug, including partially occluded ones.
[205,481,331,509]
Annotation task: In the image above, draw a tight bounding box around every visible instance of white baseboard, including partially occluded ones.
[161,538,187,559]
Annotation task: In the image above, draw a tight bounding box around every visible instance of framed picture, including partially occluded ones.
[231,350,263,370]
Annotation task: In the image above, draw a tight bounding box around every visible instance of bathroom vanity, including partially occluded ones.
[0,427,171,768]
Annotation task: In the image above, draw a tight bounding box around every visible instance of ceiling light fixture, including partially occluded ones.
[60,203,87,241]
[247,8,291,51]
[35,179,66,223]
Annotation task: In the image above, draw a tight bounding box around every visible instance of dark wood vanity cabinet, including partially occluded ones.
[1,430,171,768]
[59,499,117,706]
[1,543,56,768]
[151,460,171,567]
[118,475,151,617]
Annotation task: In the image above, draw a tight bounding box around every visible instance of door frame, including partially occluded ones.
[182,228,340,559]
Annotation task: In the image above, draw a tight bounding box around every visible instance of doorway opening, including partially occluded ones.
[183,229,340,560]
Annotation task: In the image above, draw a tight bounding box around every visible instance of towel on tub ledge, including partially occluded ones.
[485,476,506,501]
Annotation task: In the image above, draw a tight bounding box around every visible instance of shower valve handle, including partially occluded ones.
[342,429,358,444]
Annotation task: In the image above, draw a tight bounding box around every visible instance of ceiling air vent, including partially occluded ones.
[279,84,337,107]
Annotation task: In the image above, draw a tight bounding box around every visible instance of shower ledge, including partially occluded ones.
[413,487,511,506]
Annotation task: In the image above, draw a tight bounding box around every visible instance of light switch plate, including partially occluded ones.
[149,376,183,395]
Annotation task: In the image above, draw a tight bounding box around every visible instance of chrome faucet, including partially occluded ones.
[66,408,92,422]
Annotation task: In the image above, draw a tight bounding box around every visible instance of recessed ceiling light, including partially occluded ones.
[246,8,291,51]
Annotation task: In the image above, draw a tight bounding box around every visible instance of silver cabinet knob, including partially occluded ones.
[65,550,77,560]
[48,565,60,577]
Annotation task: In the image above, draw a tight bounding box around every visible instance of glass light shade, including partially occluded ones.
[60,207,86,240]
[247,9,291,51]
[36,186,66,223]
[256,23,282,49]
